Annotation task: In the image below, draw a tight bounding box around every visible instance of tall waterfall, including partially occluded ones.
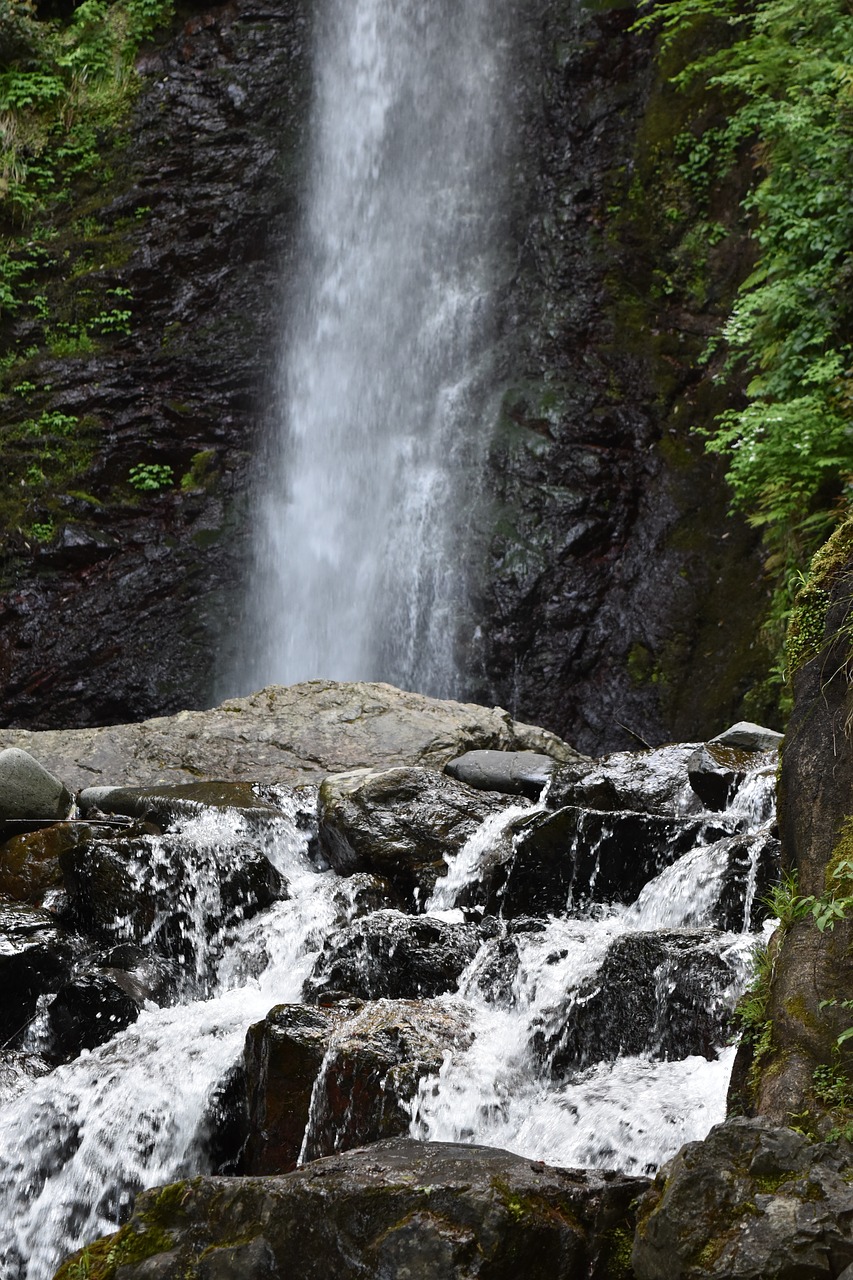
[242,0,512,697]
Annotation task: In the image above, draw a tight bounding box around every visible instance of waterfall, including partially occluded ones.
[240,0,513,698]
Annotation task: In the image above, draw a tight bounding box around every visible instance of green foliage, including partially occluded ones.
[0,0,174,310]
[128,462,173,491]
[636,0,853,682]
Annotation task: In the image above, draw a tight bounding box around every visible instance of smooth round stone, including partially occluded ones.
[0,748,72,822]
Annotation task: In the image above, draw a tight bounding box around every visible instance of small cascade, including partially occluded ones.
[0,744,779,1279]
[426,803,536,915]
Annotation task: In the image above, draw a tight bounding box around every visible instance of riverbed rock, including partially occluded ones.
[0,822,92,904]
[54,1138,649,1280]
[686,744,773,812]
[59,828,283,979]
[76,782,290,831]
[0,683,578,792]
[242,1003,341,1176]
[0,902,72,1048]
[0,748,72,824]
[317,764,517,903]
[46,971,144,1059]
[538,930,744,1073]
[547,744,700,817]
[632,1119,853,1279]
[444,749,558,799]
[303,910,484,1003]
[299,1000,473,1163]
[487,807,732,918]
[709,722,784,752]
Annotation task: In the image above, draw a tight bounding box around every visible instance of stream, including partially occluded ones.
[0,753,777,1280]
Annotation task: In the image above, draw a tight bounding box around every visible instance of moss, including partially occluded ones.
[825,817,853,896]
[787,517,853,675]
[490,1178,585,1235]
[54,1222,175,1280]
[600,1224,635,1278]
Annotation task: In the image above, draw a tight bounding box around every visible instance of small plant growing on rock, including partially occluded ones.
[128,463,174,492]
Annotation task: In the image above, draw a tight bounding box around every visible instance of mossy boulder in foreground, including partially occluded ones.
[54,1139,647,1280]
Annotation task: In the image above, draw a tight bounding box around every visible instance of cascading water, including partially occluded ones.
[0,756,777,1280]
[241,0,514,698]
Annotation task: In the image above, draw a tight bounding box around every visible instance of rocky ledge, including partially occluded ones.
[54,1139,646,1280]
[0,680,581,792]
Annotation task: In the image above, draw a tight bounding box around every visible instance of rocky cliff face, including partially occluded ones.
[631,525,853,1278]
[0,0,770,752]
[0,0,311,727]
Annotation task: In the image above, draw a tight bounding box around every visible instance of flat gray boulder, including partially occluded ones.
[0,682,579,791]
[0,748,72,822]
[444,748,559,799]
[709,721,784,752]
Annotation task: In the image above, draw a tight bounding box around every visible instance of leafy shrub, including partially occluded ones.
[636,0,853,680]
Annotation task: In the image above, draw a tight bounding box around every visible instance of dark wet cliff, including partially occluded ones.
[0,0,771,752]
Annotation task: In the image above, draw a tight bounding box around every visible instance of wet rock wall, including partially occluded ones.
[0,0,772,752]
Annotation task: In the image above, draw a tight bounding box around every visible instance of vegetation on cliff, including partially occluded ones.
[638,0,853,694]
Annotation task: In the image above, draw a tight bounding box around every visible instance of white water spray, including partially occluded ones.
[242,0,513,696]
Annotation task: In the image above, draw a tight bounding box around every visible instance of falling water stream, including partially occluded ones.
[0,766,776,1280]
[243,0,514,697]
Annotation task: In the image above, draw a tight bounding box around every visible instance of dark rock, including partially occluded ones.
[754,525,853,1123]
[487,807,732,918]
[709,721,784,752]
[54,1139,648,1280]
[59,828,283,979]
[548,744,700,816]
[46,971,144,1059]
[711,830,781,933]
[0,748,72,823]
[197,1063,252,1178]
[317,766,516,904]
[0,822,95,903]
[299,1000,473,1163]
[444,749,561,799]
[242,1003,340,1176]
[303,910,483,1003]
[0,682,577,792]
[0,902,71,1047]
[76,782,290,831]
[632,1119,853,1279]
[538,930,743,1073]
[687,744,773,811]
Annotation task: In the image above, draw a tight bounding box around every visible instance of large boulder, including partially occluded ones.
[547,744,701,817]
[317,765,516,903]
[242,1003,342,1176]
[0,748,72,825]
[54,1140,648,1280]
[632,1119,853,1279]
[482,807,733,918]
[304,910,485,1003]
[537,929,746,1074]
[299,1000,473,1163]
[0,682,579,791]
